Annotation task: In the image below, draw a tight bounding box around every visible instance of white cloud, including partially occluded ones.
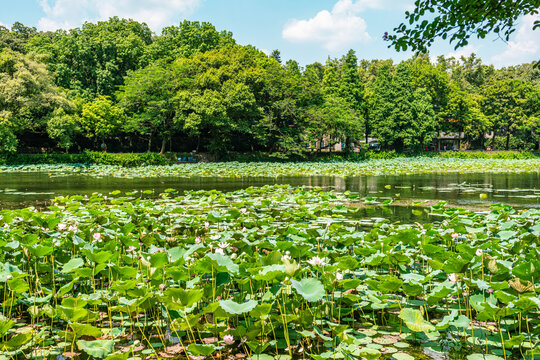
[445,44,478,60]
[282,0,412,51]
[37,0,201,32]
[282,0,375,51]
[490,13,540,67]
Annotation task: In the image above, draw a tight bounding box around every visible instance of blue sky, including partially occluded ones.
[2,0,539,67]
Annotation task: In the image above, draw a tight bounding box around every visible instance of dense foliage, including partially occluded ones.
[0,18,539,156]
[0,186,538,359]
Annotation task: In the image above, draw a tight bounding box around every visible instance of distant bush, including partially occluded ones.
[0,151,177,166]
[435,151,537,159]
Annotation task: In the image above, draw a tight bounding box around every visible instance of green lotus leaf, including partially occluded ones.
[1,331,33,351]
[77,340,115,358]
[62,258,85,273]
[398,308,435,333]
[291,278,325,302]
[358,347,381,360]
[466,354,503,360]
[70,323,102,339]
[161,288,203,310]
[205,253,239,274]
[187,343,216,356]
[220,299,258,315]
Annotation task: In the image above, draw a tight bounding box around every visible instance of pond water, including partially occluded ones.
[0,171,537,216]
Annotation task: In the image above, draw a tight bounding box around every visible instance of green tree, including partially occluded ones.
[0,118,17,153]
[27,17,153,98]
[482,79,532,149]
[47,108,81,152]
[79,96,125,145]
[442,84,490,147]
[118,61,183,153]
[0,48,69,137]
[371,63,436,150]
[388,1,540,56]
[0,22,38,53]
[145,20,235,62]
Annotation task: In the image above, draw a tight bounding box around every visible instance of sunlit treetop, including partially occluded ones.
[387,0,540,53]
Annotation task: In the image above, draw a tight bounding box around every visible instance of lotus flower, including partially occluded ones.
[448,273,458,283]
[476,248,483,257]
[223,334,234,345]
[336,272,343,280]
[57,223,67,231]
[308,256,326,267]
[195,236,201,243]
[451,232,459,240]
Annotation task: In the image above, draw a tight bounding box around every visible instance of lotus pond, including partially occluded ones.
[0,158,539,179]
[0,185,539,360]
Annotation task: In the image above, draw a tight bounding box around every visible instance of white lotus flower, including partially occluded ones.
[307,256,326,267]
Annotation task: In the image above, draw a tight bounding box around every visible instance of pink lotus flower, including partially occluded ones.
[448,273,458,283]
[451,232,459,240]
[223,334,234,345]
[58,223,67,231]
[476,248,483,257]
[336,272,343,281]
[195,236,201,244]
[93,233,102,241]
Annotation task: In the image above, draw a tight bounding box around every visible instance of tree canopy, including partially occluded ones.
[0,17,538,155]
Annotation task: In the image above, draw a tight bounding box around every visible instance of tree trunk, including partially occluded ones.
[159,137,166,155]
[506,131,510,150]
[147,136,152,152]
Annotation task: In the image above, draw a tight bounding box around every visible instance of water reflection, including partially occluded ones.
[0,172,538,209]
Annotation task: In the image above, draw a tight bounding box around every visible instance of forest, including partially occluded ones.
[0,17,539,157]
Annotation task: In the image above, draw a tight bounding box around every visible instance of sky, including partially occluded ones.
[1,0,539,68]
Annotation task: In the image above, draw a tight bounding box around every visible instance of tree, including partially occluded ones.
[27,17,153,98]
[47,108,81,152]
[305,95,362,151]
[482,79,532,149]
[0,48,69,136]
[270,50,282,64]
[79,96,125,145]
[145,20,235,62]
[370,64,394,148]
[442,84,490,148]
[173,46,266,153]
[0,118,17,153]
[0,22,37,53]
[388,1,540,56]
[371,63,436,150]
[118,61,183,153]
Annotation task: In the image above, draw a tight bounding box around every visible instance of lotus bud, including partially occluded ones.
[475,248,483,257]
